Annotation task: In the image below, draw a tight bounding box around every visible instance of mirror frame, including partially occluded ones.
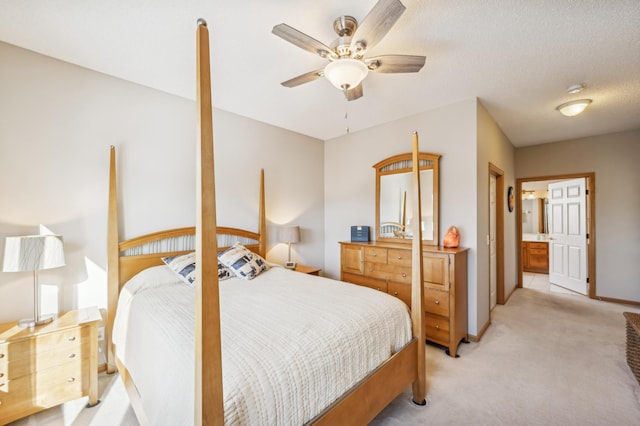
[374,152,440,246]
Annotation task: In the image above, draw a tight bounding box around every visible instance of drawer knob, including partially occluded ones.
[401,273,406,278]
[372,253,377,256]
[435,300,440,305]
[67,377,76,383]
[376,287,381,291]
[0,373,4,378]
[397,256,402,260]
[68,353,76,359]
[435,325,440,329]
[394,291,398,296]
[0,353,4,358]
[68,336,76,342]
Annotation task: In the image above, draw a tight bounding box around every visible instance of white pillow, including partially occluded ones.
[218,242,268,280]
[162,251,234,286]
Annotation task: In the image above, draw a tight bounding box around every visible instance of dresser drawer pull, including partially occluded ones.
[397,256,403,260]
[68,336,76,342]
[401,273,406,278]
[68,353,76,359]
[371,253,377,257]
[376,287,381,291]
[67,377,76,383]
[0,373,4,378]
[434,300,440,305]
[393,291,399,296]
[369,268,373,272]
[435,325,440,329]
[0,353,4,358]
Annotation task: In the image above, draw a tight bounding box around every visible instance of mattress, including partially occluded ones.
[113,265,412,425]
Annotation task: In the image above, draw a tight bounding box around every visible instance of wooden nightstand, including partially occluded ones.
[294,264,321,276]
[0,307,101,424]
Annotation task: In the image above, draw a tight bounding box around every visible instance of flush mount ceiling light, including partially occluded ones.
[556,99,592,117]
[556,83,592,116]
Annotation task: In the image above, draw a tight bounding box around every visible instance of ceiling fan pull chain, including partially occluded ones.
[345,98,350,134]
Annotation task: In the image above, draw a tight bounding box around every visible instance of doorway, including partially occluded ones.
[516,173,596,299]
[489,163,505,310]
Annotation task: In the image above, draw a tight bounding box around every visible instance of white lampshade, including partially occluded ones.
[280,226,300,244]
[3,234,66,272]
[556,99,592,117]
[324,58,369,90]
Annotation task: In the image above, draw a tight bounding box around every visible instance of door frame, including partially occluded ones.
[489,163,505,306]
[516,172,596,298]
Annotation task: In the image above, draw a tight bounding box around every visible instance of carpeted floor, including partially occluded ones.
[10,283,640,425]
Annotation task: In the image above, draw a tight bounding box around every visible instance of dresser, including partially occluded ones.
[0,308,101,424]
[340,241,468,357]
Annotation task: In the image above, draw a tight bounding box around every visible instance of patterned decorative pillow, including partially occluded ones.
[162,252,235,286]
[162,252,196,286]
[218,242,268,280]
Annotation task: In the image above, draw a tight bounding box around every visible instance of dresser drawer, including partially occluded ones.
[364,247,388,264]
[388,281,411,306]
[425,314,449,344]
[425,289,450,317]
[342,272,388,293]
[387,249,411,267]
[0,359,88,422]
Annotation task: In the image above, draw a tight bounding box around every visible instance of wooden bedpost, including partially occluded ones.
[195,19,224,425]
[258,169,266,258]
[410,132,427,405]
[106,145,119,374]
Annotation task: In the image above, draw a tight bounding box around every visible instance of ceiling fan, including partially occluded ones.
[272,0,426,101]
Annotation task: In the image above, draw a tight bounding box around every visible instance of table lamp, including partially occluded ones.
[3,234,66,327]
[280,226,300,269]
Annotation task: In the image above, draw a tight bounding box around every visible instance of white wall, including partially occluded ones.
[515,129,640,302]
[476,101,516,332]
[0,41,325,324]
[324,99,485,334]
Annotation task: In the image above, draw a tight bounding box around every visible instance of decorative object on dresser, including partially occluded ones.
[2,234,66,328]
[0,307,101,424]
[350,225,370,242]
[340,241,468,357]
[279,225,301,269]
[443,226,460,248]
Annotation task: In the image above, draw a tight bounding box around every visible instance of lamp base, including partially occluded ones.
[18,314,54,328]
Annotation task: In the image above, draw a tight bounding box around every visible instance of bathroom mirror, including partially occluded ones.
[374,152,440,245]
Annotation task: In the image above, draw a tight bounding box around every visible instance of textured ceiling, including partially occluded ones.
[1,0,639,146]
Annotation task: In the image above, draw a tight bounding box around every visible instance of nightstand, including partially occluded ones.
[0,307,101,424]
[294,264,321,276]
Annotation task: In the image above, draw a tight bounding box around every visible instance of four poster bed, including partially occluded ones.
[105,20,427,425]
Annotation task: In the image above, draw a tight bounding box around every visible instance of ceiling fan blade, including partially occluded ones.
[272,23,335,58]
[281,68,324,88]
[350,0,406,53]
[366,55,426,73]
[346,83,364,101]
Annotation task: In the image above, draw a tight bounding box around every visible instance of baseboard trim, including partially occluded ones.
[595,295,640,307]
[468,319,491,342]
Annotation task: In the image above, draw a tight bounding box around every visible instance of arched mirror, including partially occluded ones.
[374,152,440,245]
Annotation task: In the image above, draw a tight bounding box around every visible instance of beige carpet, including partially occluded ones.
[10,287,640,425]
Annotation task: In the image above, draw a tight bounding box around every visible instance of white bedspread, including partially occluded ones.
[113,265,412,425]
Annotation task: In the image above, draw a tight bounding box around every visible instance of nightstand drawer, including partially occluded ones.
[0,360,88,422]
[0,326,88,363]
[1,341,89,381]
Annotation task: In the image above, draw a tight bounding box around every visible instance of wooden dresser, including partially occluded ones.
[0,308,101,424]
[340,241,468,357]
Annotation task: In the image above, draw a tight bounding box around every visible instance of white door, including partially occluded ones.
[548,178,588,295]
[489,175,497,310]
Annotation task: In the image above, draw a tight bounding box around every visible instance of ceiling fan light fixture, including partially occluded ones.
[556,99,592,117]
[324,58,369,90]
